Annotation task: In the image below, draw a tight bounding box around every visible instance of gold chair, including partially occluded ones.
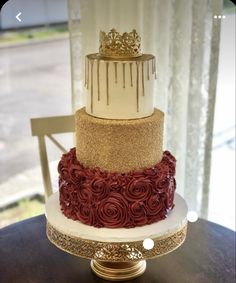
[30,115,74,199]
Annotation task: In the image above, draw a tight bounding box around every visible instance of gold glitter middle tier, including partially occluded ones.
[84,54,157,120]
[75,108,164,172]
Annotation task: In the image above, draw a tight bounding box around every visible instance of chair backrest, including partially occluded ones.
[30,115,75,199]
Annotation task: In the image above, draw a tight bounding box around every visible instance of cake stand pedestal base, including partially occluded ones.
[91,260,146,281]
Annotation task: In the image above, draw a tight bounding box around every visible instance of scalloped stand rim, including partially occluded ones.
[45,192,188,242]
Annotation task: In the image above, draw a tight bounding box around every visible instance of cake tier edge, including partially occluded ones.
[75,107,164,172]
[58,148,176,229]
[85,54,156,119]
[46,193,187,242]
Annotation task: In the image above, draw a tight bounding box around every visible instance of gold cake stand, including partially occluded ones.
[46,193,188,281]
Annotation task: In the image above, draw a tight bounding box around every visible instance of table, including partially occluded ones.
[0,215,235,283]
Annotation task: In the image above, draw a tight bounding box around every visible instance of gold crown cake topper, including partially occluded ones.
[99,28,142,59]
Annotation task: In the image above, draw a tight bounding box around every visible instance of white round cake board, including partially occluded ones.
[45,192,188,243]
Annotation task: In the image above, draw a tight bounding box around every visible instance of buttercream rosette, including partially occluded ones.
[59,148,176,228]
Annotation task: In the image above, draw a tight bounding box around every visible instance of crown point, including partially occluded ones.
[99,28,142,59]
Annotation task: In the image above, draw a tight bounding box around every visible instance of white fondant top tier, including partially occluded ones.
[85,54,156,119]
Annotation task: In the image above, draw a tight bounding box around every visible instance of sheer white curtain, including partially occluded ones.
[67,0,222,218]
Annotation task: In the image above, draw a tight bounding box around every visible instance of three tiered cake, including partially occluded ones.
[58,29,176,229]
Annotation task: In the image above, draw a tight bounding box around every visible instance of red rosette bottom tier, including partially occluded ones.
[58,148,176,228]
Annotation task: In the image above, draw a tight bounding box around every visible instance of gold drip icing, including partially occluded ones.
[106,62,109,105]
[129,63,133,87]
[97,60,100,101]
[90,60,94,113]
[85,54,156,113]
[136,62,140,112]
[122,63,126,88]
[141,61,145,96]
[114,62,118,84]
